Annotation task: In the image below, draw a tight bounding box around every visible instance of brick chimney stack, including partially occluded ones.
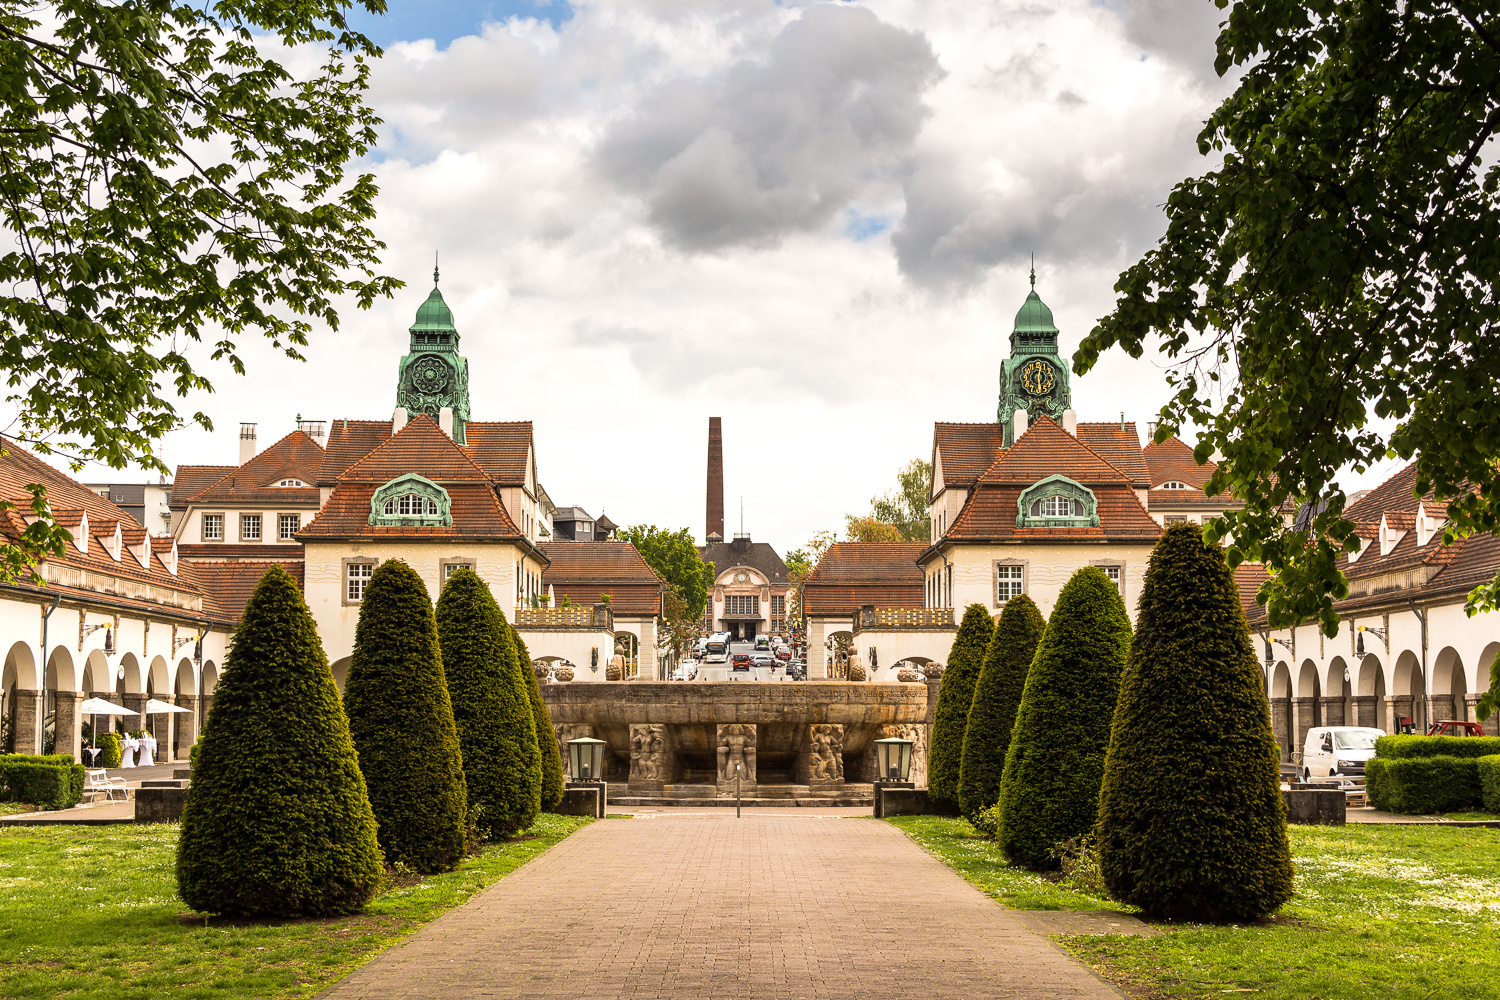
[706,417,724,543]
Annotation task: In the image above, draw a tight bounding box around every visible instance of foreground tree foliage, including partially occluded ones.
[1097,524,1293,921]
[1075,0,1500,716]
[345,561,467,873]
[511,626,565,810]
[959,594,1045,823]
[928,604,996,813]
[436,569,541,839]
[998,568,1131,871]
[177,565,381,916]
[0,0,397,581]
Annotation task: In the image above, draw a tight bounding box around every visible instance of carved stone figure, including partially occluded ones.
[897,666,920,682]
[808,724,844,784]
[716,724,757,784]
[606,654,624,681]
[630,724,669,784]
[553,723,593,778]
[534,662,552,684]
[924,662,945,679]
[846,652,866,682]
[554,665,575,682]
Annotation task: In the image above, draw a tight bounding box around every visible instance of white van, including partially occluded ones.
[1301,727,1384,778]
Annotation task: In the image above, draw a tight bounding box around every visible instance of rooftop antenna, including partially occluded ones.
[433,251,440,286]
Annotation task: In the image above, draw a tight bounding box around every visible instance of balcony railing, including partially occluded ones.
[852,607,955,632]
[514,605,613,630]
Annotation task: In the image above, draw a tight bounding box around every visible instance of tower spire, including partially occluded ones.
[1029,252,1035,288]
[434,250,440,287]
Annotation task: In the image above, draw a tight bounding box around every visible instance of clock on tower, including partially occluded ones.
[997,267,1071,446]
[394,263,472,443]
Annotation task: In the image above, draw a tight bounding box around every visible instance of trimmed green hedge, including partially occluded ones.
[1095,523,1292,923]
[1375,734,1500,759]
[177,565,383,917]
[96,732,122,768]
[959,594,1044,823]
[511,627,564,810]
[437,568,542,839]
[1366,755,1482,814]
[0,756,84,809]
[345,560,468,874]
[998,567,1130,871]
[928,604,996,814]
[1479,755,1500,813]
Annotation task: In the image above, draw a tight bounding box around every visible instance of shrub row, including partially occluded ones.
[1480,756,1500,813]
[1366,755,1482,814]
[0,755,85,809]
[928,604,995,814]
[96,732,123,768]
[1374,734,1500,759]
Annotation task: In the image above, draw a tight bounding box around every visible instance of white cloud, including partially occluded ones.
[68,0,1297,555]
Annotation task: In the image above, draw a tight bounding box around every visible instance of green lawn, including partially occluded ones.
[0,814,590,999]
[889,816,1500,1000]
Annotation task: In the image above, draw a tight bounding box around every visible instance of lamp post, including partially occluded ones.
[566,736,606,782]
[871,736,916,819]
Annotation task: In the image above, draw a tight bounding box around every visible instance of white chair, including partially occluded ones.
[86,769,127,802]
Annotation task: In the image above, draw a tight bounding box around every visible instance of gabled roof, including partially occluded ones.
[169,465,236,510]
[802,542,925,615]
[943,482,1162,543]
[185,430,324,507]
[932,423,1006,494]
[1142,436,1214,490]
[298,482,525,540]
[1345,463,1439,522]
[338,414,491,483]
[539,541,664,585]
[191,560,305,624]
[318,420,392,484]
[979,417,1133,485]
[1076,422,1151,488]
[464,422,532,485]
[698,537,789,584]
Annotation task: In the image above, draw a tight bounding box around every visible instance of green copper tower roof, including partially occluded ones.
[396,257,471,443]
[410,262,457,336]
[1012,266,1058,335]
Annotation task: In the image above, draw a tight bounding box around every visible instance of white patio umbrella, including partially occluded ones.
[548,584,556,606]
[143,698,189,715]
[78,698,133,763]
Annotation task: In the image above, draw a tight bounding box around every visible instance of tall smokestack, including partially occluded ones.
[706,417,724,542]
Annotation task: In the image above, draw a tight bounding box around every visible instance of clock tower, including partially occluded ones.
[395,264,472,444]
[997,268,1071,446]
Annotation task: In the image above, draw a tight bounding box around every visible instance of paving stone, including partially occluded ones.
[318,813,1125,1000]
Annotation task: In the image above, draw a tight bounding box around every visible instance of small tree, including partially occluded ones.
[177,565,381,916]
[511,625,565,810]
[436,568,542,839]
[958,594,1045,823]
[1096,524,1294,921]
[345,560,467,873]
[928,604,996,813]
[998,568,1131,871]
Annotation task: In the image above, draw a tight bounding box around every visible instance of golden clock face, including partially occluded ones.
[1020,359,1055,396]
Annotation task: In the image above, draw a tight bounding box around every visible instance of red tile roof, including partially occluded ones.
[190,560,305,624]
[299,482,525,540]
[187,431,325,507]
[803,583,925,616]
[946,482,1162,542]
[538,542,664,586]
[1142,436,1215,490]
[338,414,492,482]
[179,543,304,561]
[168,465,236,510]
[802,542,925,616]
[464,422,532,485]
[932,423,1005,494]
[1148,489,1244,511]
[318,419,392,484]
[979,417,1134,485]
[1076,422,1151,488]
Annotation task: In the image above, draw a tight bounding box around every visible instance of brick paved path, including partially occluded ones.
[321,813,1124,1000]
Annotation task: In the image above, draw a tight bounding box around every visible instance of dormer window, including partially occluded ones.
[369,473,453,527]
[277,478,306,488]
[1159,481,1190,490]
[1016,475,1100,528]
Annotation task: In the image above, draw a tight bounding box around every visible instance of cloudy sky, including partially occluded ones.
[67,0,1405,553]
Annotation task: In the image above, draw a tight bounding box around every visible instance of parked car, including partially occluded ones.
[750,653,776,668]
[732,653,751,671]
[1301,727,1384,778]
[775,647,792,661]
[673,660,699,681]
[754,636,771,651]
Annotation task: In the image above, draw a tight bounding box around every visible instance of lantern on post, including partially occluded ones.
[872,737,915,785]
[566,736,607,782]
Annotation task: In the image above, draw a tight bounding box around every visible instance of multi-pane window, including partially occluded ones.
[1099,565,1123,594]
[1164,515,1188,525]
[383,494,439,516]
[443,561,474,581]
[202,514,223,541]
[347,562,374,601]
[278,478,306,487]
[771,595,785,617]
[278,514,299,540]
[241,514,261,541]
[996,564,1024,604]
[1159,481,1189,490]
[725,595,759,617]
[1031,495,1081,517]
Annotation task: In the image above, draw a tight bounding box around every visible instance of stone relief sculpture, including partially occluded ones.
[845,652,866,682]
[809,724,844,783]
[630,724,669,783]
[553,723,593,778]
[716,724,757,783]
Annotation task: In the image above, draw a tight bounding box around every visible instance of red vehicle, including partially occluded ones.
[775,648,792,661]
[1427,720,1487,737]
[732,653,751,671]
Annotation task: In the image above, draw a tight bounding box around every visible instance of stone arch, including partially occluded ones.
[1296,659,1321,700]
[2,642,38,753]
[172,658,196,696]
[115,652,144,695]
[1392,649,1424,733]
[3,640,37,692]
[1269,660,1293,761]
[826,629,854,680]
[1355,654,1387,730]
[1294,658,1322,756]
[1431,646,1465,722]
[329,656,349,695]
[1325,655,1352,727]
[201,660,218,696]
[1477,642,1500,716]
[82,649,109,696]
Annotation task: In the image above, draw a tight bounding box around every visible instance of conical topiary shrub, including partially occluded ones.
[928,604,996,813]
[959,594,1045,823]
[1096,524,1294,921]
[436,568,542,839]
[177,565,382,916]
[345,560,468,873]
[511,625,564,810]
[998,567,1131,870]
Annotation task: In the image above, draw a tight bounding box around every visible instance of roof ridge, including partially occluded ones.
[340,413,492,482]
[980,415,1133,483]
[185,429,323,504]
